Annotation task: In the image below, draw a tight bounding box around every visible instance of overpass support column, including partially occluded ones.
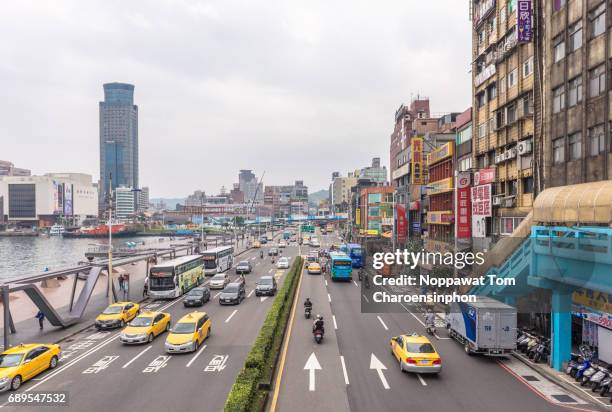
[550,288,572,371]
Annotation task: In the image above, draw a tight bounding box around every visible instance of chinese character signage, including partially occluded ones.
[474,168,495,186]
[411,137,423,184]
[456,172,471,239]
[428,142,454,165]
[471,183,492,217]
[517,0,532,43]
[396,204,407,243]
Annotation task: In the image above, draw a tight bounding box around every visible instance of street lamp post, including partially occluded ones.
[392,191,396,251]
[107,173,114,306]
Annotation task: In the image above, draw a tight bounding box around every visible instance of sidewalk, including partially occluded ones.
[0,239,252,350]
[512,351,611,409]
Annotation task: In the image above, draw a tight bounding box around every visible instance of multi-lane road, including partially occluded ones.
[0,238,298,412]
[272,232,601,412]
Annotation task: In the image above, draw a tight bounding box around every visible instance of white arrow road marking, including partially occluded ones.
[333,315,338,330]
[370,354,390,390]
[247,289,255,298]
[340,355,349,385]
[122,346,152,368]
[377,316,389,331]
[324,279,328,286]
[417,374,427,386]
[260,296,268,302]
[186,344,207,368]
[225,310,238,323]
[304,353,322,392]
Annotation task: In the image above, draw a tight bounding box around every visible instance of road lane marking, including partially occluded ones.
[340,355,349,385]
[324,279,328,286]
[225,309,238,323]
[247,289,255,298]
[417,374,427,386]
[122,346,152,368]
[186,344,207,367]
[362,294,369,303]
[333,315,338,330]
[260,296,269,302]
[268,268,273,273]
[352,280,358,287]
[270,260,305,412]
[327,293,331,302]
[213,292,221,299]
[304,353,322,391]
[377,316,389,331]
[370,354,390,390]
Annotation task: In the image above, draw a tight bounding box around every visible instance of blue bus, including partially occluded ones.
[329,252,353,281]
[340,243,364,268]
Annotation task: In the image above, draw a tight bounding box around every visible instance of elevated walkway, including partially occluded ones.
[473,180,612,370]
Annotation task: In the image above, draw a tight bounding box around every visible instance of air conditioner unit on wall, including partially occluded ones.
[495,155,503,164]
[492,196,502,206]
[518,140,532,155]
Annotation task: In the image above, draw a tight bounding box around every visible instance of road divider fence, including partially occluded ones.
[224,256,303,412]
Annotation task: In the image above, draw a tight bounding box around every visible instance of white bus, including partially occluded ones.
[202,245,234,275]
[149,255,204,299]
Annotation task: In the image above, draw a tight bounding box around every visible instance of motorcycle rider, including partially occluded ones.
[313,314,325,334]
[260,250,263,259]
[304,298,313,311]
[425,309,436,331]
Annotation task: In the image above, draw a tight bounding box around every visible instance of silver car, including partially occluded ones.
[208,273,230,290]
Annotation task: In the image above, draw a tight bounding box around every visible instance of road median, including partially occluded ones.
[224,256,304,412]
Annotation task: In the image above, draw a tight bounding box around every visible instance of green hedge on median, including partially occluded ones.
[224,256,303,412]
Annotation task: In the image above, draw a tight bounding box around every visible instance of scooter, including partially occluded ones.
[530,339,549,363]
[568,346,592,378]
[588,366,611,391]
[305,307,312,319]
[597,374,612,396]
[575,356,593,382]
[426,324,436,335]
[579,362,599,386]
[313,328,324,344]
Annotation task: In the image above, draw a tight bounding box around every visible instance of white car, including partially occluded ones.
[277,257,290,269]
[209,273,230,290]
[310,237,320,248]
[278,241,287,248]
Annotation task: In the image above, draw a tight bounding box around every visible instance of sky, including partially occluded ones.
[1,0,472,198]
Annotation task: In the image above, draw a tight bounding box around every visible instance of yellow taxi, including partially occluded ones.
[95,301,140,330]
[0,343,61,391]
[390,333,441,374]
[120,311,172,344]
[307,262,322,274]
[253,240,261,248]
[165,311,211,353]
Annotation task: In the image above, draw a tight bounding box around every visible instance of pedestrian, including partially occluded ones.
[35,310,45,330]
[117,274,124,291]
[143,276,149,297]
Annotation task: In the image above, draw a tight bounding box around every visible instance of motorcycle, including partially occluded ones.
[579,362,599,386]
[426,324,436,335]
[530,339,550,363]
[575,356,593,382]
[588,366,611,390]
[313,328,324,344]
[305,306,312,319]
[597,374,612,396]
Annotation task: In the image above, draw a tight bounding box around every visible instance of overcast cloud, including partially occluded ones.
[1,0,471,198]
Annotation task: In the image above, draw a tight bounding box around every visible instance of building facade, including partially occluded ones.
[331,173,358,212]
[99,83,139,214]
[137,186,150,212]
[0,160,31,177]
[358,186,395,236]
[239,170,263,204]
[114,186,135,220]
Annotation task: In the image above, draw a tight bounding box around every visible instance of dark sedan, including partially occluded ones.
[268,248,279,256]
[235,260,252,274]
[183,287,211,307]
[219,282,246,305]
[255,276,277,296]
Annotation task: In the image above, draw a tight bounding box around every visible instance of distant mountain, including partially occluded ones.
[150,198,185,210]
[308,189,328,206]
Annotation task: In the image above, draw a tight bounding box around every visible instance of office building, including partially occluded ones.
[99,82,139,214]
[359,157,388,184]
[264,180,309,217]
[137,186,149,212]
[114,186,135,220]
[331,173,358,212]
[239,170,263,204]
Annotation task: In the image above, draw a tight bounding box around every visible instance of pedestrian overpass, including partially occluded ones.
[471,180,612,370]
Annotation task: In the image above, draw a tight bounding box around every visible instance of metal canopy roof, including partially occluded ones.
[533,180,612,225]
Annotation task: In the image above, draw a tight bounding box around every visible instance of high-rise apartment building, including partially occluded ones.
[471,0,538,242]
[99,83,139,214]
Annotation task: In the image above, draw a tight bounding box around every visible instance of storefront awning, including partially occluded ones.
[533,180,612,225]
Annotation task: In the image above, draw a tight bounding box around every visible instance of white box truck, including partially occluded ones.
[447,296,517,356]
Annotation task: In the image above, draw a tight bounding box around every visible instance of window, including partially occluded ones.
[478,29,485,44]
[569,132,582,160]
[500,7,507,25]
[499,76,506,94]
[500,217,524,235]
[507,0,516,14]
[507,104,516,123]
[477,92,486,108]
[553,137,565,164]
[590,3,606,38]
[489,117,495,134]
[569,21,583,52]
[522,177,534,194]
[553,85,566,113]
[458,156,473,172]
[553,37,565,62]
[553,0,566,12]
[496,110,505,128]
[479,122,487,138]
[508,69,518,88]
[589,65,605,97]
[523,94,533,115]
[487,83,497,100]
[568,76,583,107]
[523,57,533,77]
[588,124,605,156]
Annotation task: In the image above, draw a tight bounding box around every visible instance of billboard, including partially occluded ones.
[397,204,407,243]
[410,137,424,184]
[456,172,472,239]
[471,183,492,217]
[64,183,73,216]
[428,142,454,165]
[472,216,486,238]
[517,0,533,43]
[474,168,496,186]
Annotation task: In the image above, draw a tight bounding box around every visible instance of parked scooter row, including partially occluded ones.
[516,329,550,364]
[566,345,612,402]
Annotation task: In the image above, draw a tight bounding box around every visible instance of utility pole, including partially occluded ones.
[107,173,114,306]
[201,193,205,248]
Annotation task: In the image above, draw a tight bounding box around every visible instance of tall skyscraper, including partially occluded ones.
[239,170,263,204]
[99,82,139,213]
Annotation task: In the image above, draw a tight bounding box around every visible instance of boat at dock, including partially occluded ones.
[63,223,138,238]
